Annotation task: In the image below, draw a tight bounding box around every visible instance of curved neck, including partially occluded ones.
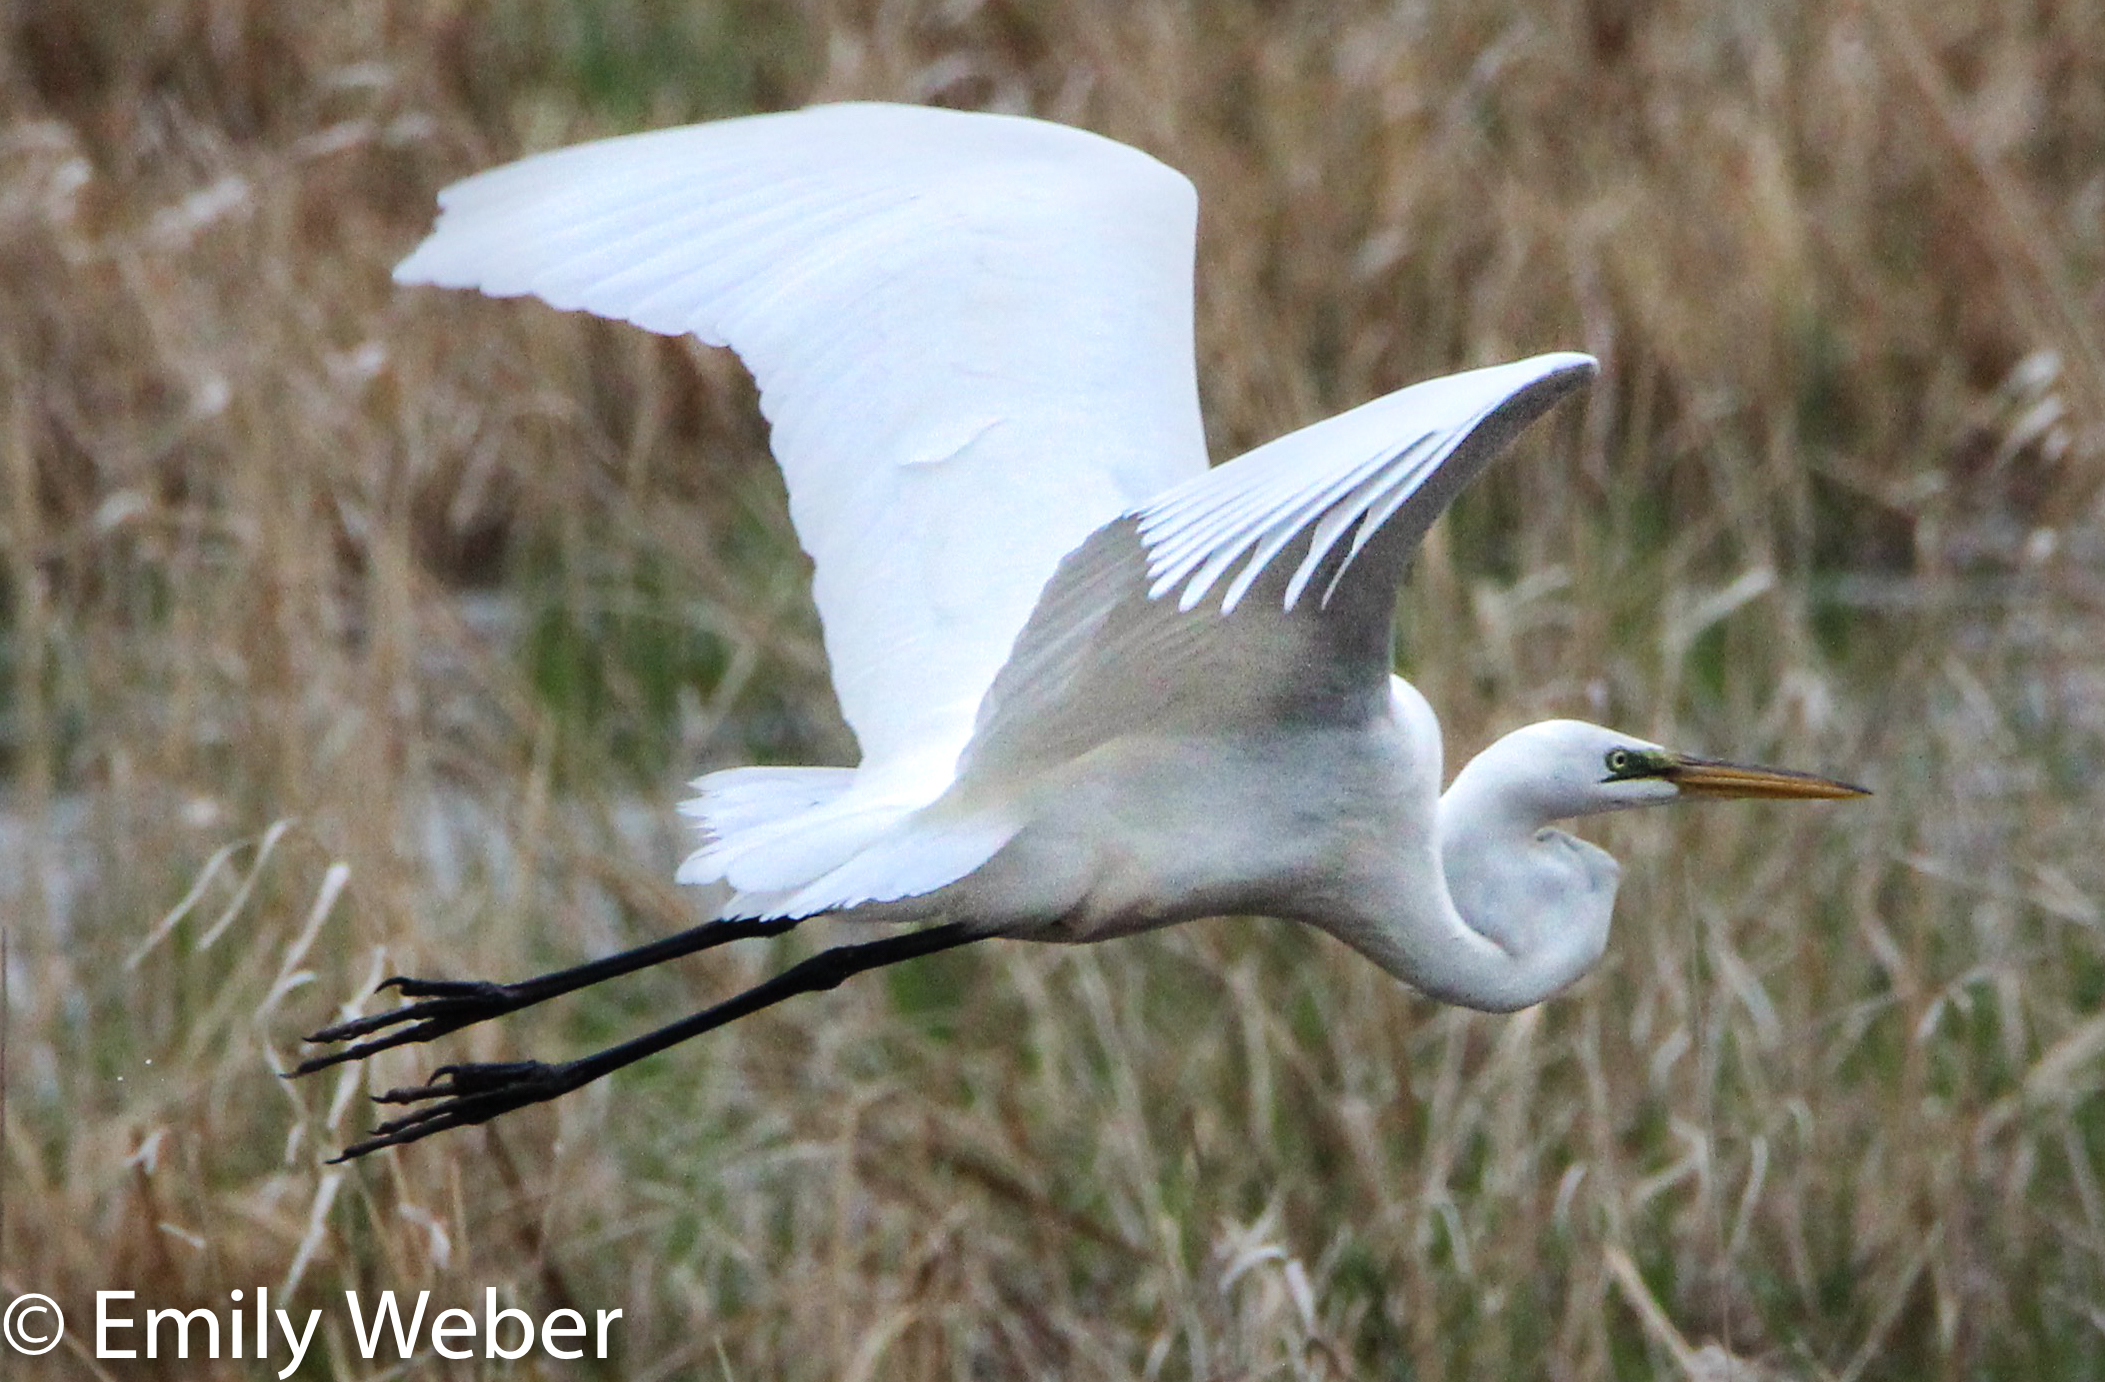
[1312,684,1614,1013]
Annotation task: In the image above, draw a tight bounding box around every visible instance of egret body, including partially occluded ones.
[296,103,1866,1157]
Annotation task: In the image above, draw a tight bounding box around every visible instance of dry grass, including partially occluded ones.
[4,0,2104,1377]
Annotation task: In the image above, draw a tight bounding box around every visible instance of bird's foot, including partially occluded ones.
[289,977,526,1078]
[329,1060,585,1161]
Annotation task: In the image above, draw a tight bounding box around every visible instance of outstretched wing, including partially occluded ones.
[394,103,1209,773]
[959,354,1597,779]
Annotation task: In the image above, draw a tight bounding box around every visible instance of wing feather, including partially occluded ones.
[396,103,1210,774]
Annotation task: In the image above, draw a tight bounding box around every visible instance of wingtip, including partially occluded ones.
[392,229,490,289]
[391,243,447,288]
[1439,352,1600,410]
[1524,350,1600,387]
[1486,351,1598,416]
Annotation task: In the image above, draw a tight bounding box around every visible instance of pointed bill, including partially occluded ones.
[1663,756,1871,800]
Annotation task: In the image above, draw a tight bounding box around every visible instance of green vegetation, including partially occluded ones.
[3,0,2101,1376]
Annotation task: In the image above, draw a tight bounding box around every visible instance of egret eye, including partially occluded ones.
[1605,748,1633,775]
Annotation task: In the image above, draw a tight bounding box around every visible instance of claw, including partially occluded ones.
[290,977,532,1076]
[374,1061,549,1103]
[326,1058,585,1161]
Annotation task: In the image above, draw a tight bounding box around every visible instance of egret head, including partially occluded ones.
[1459,719,1870,823]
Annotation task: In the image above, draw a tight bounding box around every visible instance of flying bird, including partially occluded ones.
[295,103,1867,1158]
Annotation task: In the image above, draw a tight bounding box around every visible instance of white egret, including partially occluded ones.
[296,103,1866,1158]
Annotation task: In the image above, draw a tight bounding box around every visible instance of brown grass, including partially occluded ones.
[4,0,2103,1377]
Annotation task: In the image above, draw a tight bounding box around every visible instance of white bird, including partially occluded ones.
[296,103,1866,1158]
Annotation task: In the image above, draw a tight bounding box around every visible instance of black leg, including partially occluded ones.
[327,922,984,1161]
[289,914,804,1078]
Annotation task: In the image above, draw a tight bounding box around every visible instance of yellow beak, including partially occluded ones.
[1663,756,1871,800]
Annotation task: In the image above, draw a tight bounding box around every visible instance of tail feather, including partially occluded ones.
[678,766,1018,921]
[724,813,1019,920]
[676,766,869,889]
[678,765,855,840]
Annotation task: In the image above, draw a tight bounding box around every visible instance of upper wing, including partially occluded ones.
[958,354,1597,779]
[394,103,1209,773]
